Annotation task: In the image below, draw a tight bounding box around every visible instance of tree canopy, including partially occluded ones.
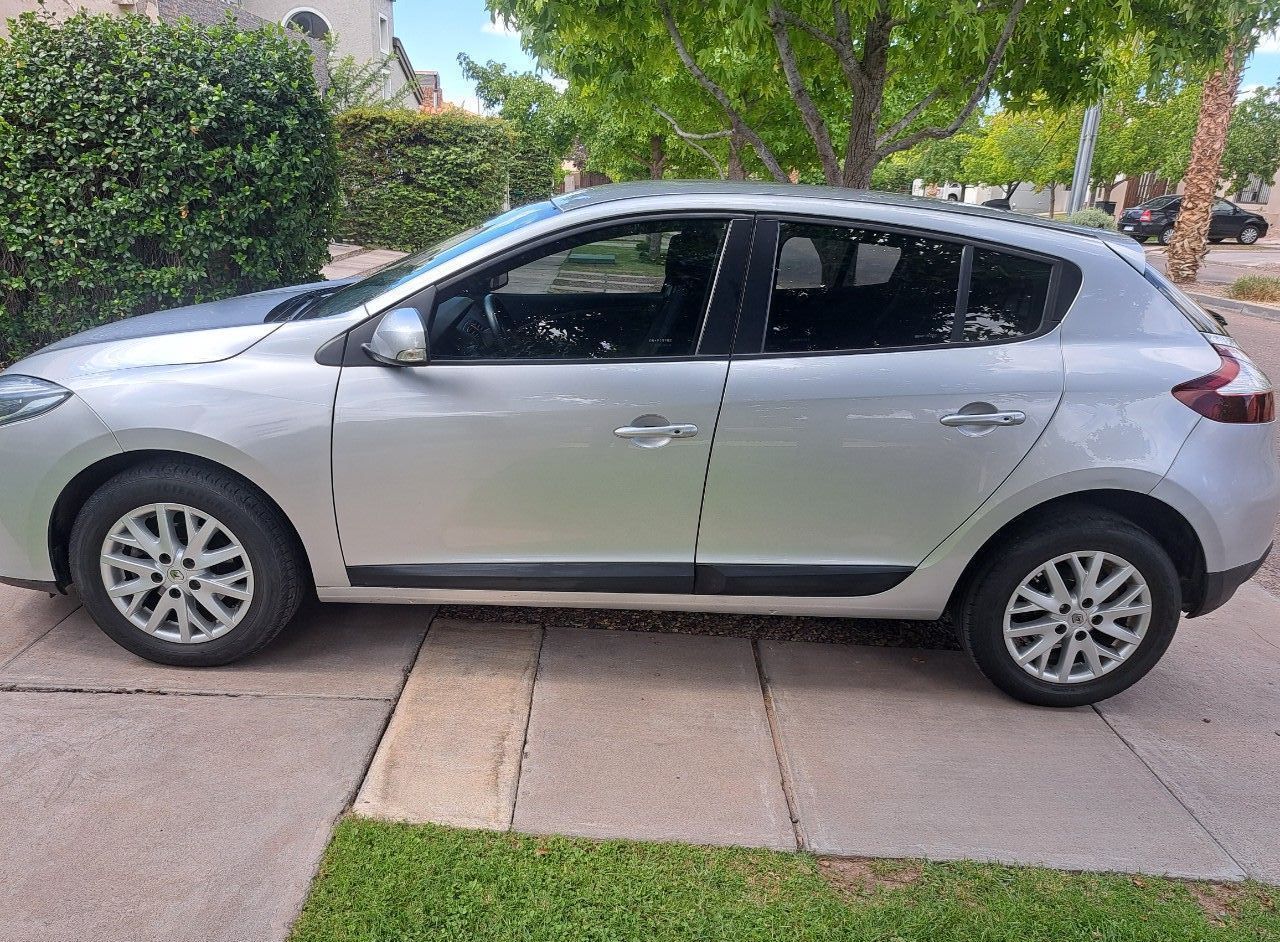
[489,0,1244,187]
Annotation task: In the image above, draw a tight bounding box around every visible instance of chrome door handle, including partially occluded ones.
[614,423,699,439]
[940,411,1026,428]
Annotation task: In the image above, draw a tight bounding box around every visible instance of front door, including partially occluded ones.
[695,218,1066,596]
[331,216,749,593]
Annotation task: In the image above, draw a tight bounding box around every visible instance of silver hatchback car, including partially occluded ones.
[2,182,1276,706]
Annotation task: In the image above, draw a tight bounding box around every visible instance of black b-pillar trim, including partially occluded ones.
[345,561,914,597]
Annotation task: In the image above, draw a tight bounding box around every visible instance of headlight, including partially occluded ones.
[0,375,72,426]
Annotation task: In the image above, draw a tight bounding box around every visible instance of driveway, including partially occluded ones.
[1145,241,1280,285]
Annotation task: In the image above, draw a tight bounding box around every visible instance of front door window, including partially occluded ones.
[428,219,729,361]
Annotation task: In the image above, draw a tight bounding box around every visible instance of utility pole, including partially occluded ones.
[1067,103,1102,215]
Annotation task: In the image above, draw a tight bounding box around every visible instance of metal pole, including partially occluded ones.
[1067,103,1102,215]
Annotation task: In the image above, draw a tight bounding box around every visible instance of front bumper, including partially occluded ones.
[1187,542,1272,617]
[0,394,121,585]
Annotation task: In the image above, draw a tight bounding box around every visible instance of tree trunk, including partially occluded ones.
[727,130,746,180]
[1048,183,1055,218]
[648,134,666,180]
[1168,43,1244,284]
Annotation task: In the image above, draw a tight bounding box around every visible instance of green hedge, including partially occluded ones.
[335,109,517,252]
[509,133,560,208]
[0,12,337,364]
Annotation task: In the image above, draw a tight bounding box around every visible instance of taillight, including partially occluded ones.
[1173,340,1274,423]
[1140,209,1152,222]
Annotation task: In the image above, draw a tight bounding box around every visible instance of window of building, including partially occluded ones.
[765,222,1053,353]
[1238,174,1272,205]
[283,9,330,40]
[378,14,390,52]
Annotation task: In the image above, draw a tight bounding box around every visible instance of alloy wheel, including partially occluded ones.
[1002,551,1151,684]
[99,503,255,643]
[1240,225,1260,245]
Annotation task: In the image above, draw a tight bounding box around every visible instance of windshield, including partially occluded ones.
[301,200,561,319]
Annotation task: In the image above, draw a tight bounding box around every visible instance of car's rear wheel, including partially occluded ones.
[959,511,1180,706]
[1158,225,1176,245]
[1238,224,1261,245]
[1210,237,1225,243]
[70,461,304,666]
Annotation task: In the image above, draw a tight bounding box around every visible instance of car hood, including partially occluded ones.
[7,279,352,384]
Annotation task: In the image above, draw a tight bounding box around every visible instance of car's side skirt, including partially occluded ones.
[316,584,941,619]
[343,562,913,598]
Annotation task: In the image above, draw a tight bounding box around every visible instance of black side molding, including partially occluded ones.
[694,564,912,597]
[1186,542,1271,618]
[345,561,913,598]
[347,562,694,594]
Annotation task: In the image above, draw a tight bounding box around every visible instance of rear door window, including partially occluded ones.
[763,222,1056,353]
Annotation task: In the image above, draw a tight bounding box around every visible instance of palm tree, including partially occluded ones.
[1167,42,1247,284]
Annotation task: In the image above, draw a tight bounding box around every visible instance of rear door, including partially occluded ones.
[694,218,1069,596]
[1209,199,1242,239]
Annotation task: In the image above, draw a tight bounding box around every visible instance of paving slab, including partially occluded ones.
[0,600,430,699]
[760,642,1242,879]
[0,584,79,668]
[321,248,408,280]
[513,627,795,850]
[356,619,542,828]
[1098,582,1280,883]
[0,690,389,942]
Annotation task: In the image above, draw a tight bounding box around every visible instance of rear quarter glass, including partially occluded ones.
[1143,267,1230,336]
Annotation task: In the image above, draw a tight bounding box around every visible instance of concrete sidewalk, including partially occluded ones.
[358,585,1280,884]
[0,586,432,942]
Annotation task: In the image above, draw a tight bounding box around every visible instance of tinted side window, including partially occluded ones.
[766,223,963,353]
[430,219,728,361]
[962,248,1052,342]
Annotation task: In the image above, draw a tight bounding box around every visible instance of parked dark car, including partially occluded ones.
[1119,195,1268,245]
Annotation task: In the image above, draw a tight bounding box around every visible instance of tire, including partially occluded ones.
[1131,235,1150,244]
[1158,226,1175,245]
[1210,237,1225,244]
[946,193,960,201]
[70,460,305,666]
[1238,225,1261,245]
[958,510,1181,707]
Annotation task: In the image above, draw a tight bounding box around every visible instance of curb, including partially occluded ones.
[1185,291,1280,323]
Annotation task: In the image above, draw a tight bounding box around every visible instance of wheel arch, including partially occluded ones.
[48,450,314,592]
[947,489,1206,618]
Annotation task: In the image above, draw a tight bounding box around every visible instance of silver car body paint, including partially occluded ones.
[1,183,1274,624]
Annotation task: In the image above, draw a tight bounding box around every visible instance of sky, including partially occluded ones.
[393,1,1280,112]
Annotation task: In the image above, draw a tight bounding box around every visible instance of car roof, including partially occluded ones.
[551,180,1146,261]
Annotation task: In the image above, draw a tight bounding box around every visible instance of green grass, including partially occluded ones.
[1226,275,1280,303]
[290,819,1279,942]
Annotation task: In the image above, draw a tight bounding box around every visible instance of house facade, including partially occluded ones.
[0,0,422,105]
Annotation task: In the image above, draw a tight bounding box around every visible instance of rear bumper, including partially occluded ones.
[1118,222,1162,238]
[1187,542,1271,617]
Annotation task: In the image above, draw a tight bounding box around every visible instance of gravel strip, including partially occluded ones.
[436,605,960,650]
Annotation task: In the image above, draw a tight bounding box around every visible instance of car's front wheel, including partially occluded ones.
[959,510,1180,707]
[70,461,304,666]
[1238,224,1262,245]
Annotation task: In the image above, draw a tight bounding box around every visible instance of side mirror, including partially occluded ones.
[363,308,428,366]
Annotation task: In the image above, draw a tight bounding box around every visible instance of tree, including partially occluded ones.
[1222,83,1280,193]
[961,108,1071,199]
[1169,3,1280,284]
[492,0,1241,188]
[458,55,580,203]
[323,38,412,113]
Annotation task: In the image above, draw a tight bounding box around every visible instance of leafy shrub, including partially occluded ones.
[0,12,337,365]
[335,109,516,252]
[1226,275,1280,302]
[1065,207,1118,230]
[509,132,560,207]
